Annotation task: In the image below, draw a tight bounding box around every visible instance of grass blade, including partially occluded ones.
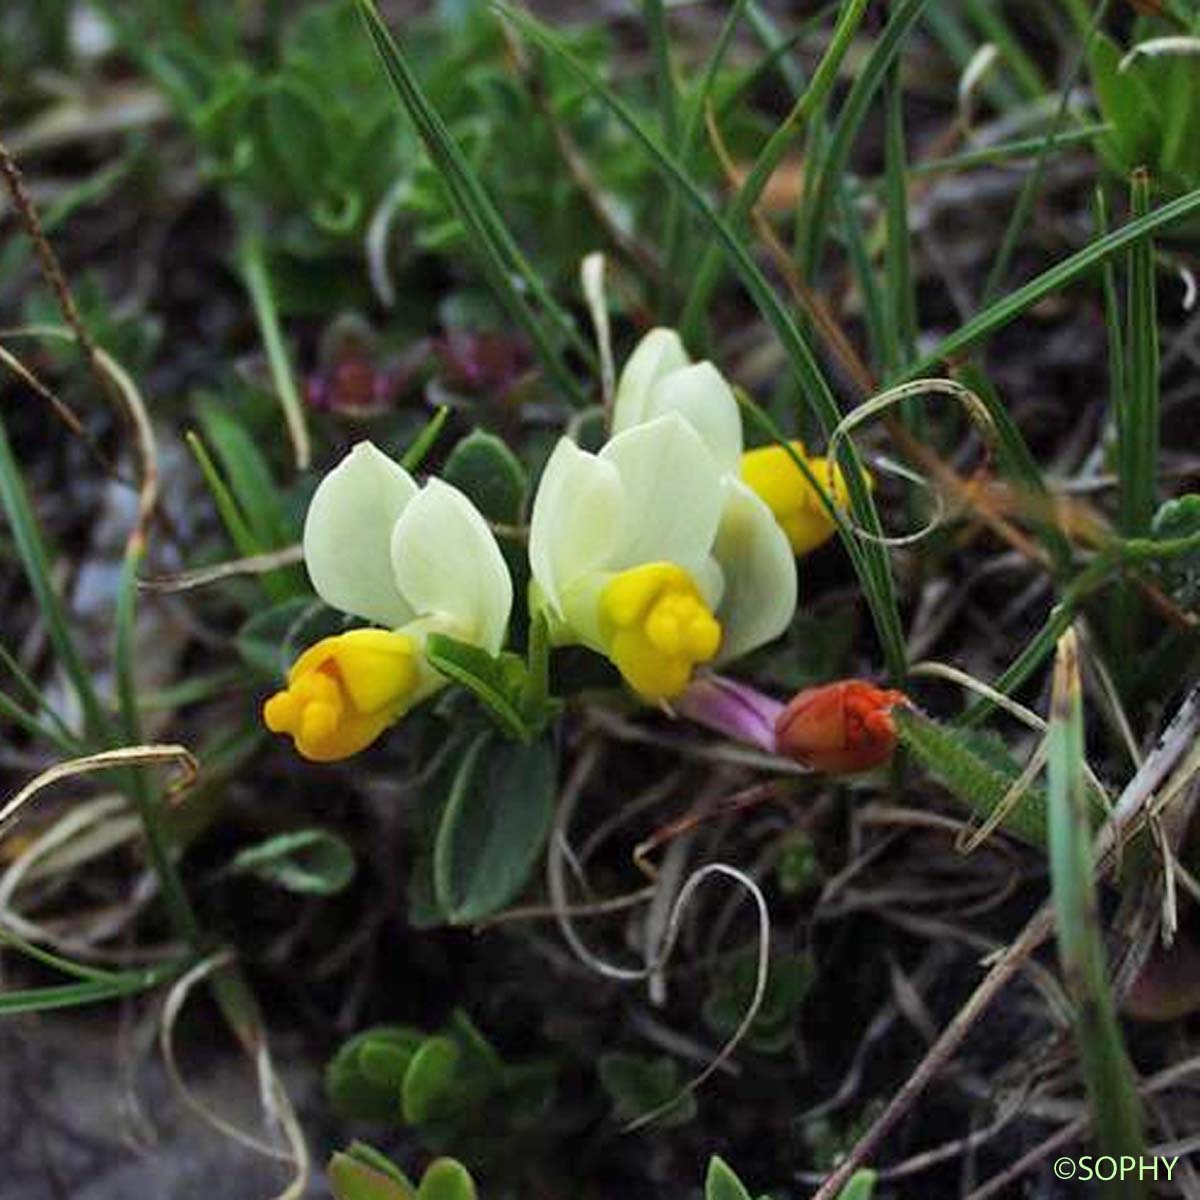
[902,185,1200,376]
[962,0,1046,101]
[354,0,591,405]
[0,961,185,1016]
[950,362,1073,572]
[642,0,679,151]
[978,0,1111,305]
[797,0,934,281]
[909,124,1110,177]
[237,235,311,472]
[680,0,871,339]
[1047,630,1146,1192]
[959,556,1113,725]
[838,181,888,374]
[1119,169,1159,538]
[922,2,1023,113]
[116,541,204,948]
[881,62,917,381]
[0,414,108,741]
[662,0,751,289]
[497,2,907,681]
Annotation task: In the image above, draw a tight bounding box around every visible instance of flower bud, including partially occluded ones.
[774,680,908,775]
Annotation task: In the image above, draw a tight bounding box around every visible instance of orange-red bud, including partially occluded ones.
[774,680,908,775]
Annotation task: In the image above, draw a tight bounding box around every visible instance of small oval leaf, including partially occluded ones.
[328,1153,415,1200]
[229,828,356,895]
[433,733,557,923]
[416,1159,478,1200]
[706,1156,753,1200]
[442,429,527,524]
[401,1036,464,1125]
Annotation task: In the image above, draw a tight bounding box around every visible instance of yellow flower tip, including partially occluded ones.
[740,442,865,557]
[599,563,721,701]
[263,628,420,762]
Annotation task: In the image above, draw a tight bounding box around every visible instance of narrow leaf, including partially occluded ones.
[1047,630,1146,1191]
[229,828,356,895]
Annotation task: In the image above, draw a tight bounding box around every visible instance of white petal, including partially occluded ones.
[644,361,743,473]
[712,478,797,662]
[390,478,513,653]
[600,412,724,570]
[611,327,690,435]
[528,437,623,616]
[693,555,726,612]
[303,441,418,627]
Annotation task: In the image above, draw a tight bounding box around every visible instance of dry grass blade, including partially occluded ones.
[0,744,198,835]
[0,341,88,439]
[621,863,770,1133]
[159,952,312,1200]
[580,252,614,410]
[5,324,160,542]
[547,745,771,1128]
[825,378,996,548]
[0,140,118,411]
[963,1055,1200,1200]
[138,544,304,593]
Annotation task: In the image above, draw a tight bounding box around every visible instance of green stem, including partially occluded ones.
[238,235,311,473]
[116,542,204,948]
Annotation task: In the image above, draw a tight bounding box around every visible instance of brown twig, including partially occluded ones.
[0,139,123,423]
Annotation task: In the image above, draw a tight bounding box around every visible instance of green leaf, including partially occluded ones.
[598,1052,696,1128]
[1047,634,1146,1195]
[424,633,533,739]
[196,398,293,552]
[229,829,356,895]
[329,1153,416,1200]
[1119,169,1160,539]
[1089,33,1156,170]
[703,946,812,1055]
[442,429,526,524]
[259,78,333,201]
[416,1159,479,1200]
[433,732,557,923]
[896,708,1048,847]
[327,1027,424,1121]
[1152,496,1200,609]
[835,1170,878,1200]
[706,1157,754,1200]
[402,1035,467,1124]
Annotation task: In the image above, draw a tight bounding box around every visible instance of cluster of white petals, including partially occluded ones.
[266,328,801,758]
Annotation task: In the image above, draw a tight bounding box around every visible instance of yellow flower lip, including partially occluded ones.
[739,441,863,557]
[599,562,721,701]
[263,628,419,762]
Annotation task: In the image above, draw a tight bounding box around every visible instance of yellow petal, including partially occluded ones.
[598,562,722,701]
[264,629,419,762]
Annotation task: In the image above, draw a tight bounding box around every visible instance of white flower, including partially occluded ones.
[529,330,796,702]
[264,441,512,760]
